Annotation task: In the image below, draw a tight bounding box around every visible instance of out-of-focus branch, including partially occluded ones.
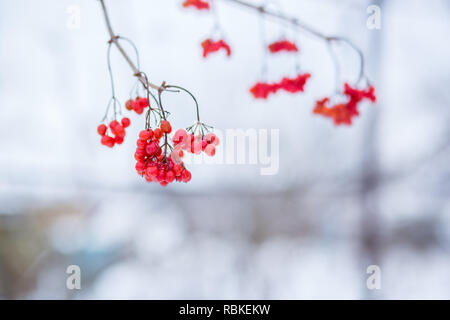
[98,0,161,91]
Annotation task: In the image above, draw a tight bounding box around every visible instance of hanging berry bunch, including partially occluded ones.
[268,39,298,54]
[250,73,311,99]
[183,0,210,10]
[135,83,218,186]
[181,0,376,126]
[313,83,376,125]
[97,0,218,186]
[202,39,232,58]
[97,117,131,148]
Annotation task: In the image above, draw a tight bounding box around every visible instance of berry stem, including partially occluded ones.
[98,0,162,91]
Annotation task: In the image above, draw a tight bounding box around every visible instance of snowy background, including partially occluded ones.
[0,0,449,299]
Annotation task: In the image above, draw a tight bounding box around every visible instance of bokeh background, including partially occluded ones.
[0,0,449,299]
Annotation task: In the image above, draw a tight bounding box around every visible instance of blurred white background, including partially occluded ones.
[0,0,449,299]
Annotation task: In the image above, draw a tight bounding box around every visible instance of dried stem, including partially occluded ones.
[98,0,161,91]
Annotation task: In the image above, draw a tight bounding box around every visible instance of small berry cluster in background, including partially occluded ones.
[313,84,376,125]
[97,117,131,148]
[183,0,210,10]
[173,129,219,156]
[250,73,311,99]
[202,39,232,58]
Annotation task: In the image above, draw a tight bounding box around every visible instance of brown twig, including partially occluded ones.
[98,0,161,91]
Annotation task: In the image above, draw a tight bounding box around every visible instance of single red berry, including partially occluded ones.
[204,144,216,156]
[182,170,192,183]
[121,117,131,128]
[97,124,107,136]
[174,164,184,176]
[113,124,126,138]
[137,97,149,108]
[166,170,175,183]
[146,142,158,156]
[146,166,158,177]
[101,135,115,148]
[201,139,208,150]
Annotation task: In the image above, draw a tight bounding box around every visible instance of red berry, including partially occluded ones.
[206,133,219,146]
[166,171,175,183]
[113,124,126,138]
[139,130,152,141]
[109,120,119,130]
[181,170,192,183]
[137,97,149,108]
[101,135,115,148]
[146,166,158,177]
[136,139,147,149]
[174,164,184,176]
[121,117,131,128]
[160,120,172,134]
[204,144,216,156]
[97,124,107,136]
[125,99,133,111]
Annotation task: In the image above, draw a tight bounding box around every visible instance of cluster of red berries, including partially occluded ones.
[250,73,311,99]
[313,83,376,125]
[97,117,131,148]
[183,0,210,10]
[125,96,149,115]
[202,39,232,58]
[268,40,298,54]
[172,129,219,157]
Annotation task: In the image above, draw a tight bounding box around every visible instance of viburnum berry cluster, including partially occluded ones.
[181,0,233,59]
[134,86,218,186]
[313,83,376,125]
[97,0,218,187]
[202,39,232,58]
